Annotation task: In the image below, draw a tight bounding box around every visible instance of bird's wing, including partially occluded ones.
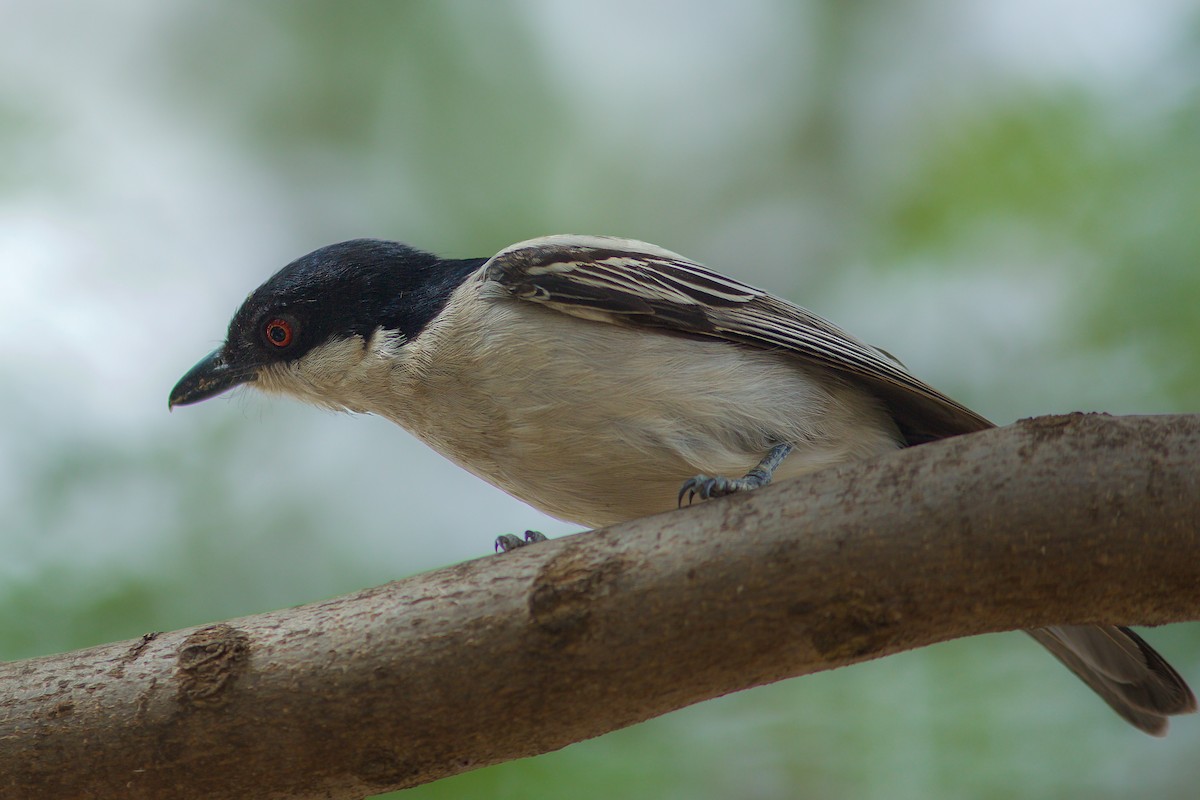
[482,235,992,442]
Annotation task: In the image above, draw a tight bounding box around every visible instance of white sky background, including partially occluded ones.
[0,0,1194,584]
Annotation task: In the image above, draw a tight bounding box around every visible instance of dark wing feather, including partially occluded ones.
[484,236,992,443]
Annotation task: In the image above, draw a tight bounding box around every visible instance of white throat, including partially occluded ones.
[255,328,408,413]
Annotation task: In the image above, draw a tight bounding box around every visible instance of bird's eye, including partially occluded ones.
[263,317,297,348]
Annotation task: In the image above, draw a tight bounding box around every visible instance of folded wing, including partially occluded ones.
[484,234,991,443]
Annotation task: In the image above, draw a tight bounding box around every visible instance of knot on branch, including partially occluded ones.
[176,623,251,708]
[529,549,627,649]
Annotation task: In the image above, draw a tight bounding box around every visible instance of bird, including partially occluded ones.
[170,234,1195,735]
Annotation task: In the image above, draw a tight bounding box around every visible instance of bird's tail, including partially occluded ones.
[1027,625,1196,735]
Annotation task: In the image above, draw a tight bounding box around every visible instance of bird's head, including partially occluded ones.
[169,238,479,411]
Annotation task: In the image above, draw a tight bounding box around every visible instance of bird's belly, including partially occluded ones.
[381,300,903,528]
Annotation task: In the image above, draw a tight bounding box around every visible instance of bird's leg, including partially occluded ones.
[678,442,795,507]
[494,529,548,553]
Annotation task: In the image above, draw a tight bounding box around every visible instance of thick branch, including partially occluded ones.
[2,413,1198,799]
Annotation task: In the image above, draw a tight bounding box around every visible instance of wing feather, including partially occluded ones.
[484,235,992,442]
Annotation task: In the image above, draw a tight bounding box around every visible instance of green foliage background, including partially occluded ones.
[1,2,1198,797]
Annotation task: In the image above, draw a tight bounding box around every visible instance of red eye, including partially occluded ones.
[264,317,295,348]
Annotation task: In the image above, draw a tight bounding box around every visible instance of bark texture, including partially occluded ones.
[1,413,1198,799]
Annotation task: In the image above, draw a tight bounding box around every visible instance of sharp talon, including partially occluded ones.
[495,534,524,553]
[677,475,748,504]
[495,530,547,553]
[678,476,712,507]
[676,444,794,510]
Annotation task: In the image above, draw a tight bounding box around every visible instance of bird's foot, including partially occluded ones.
[677,442,795,507]
[494,530,548,553]
[677,473,766,506]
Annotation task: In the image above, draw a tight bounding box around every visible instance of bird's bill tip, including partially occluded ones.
[169,348,256,409]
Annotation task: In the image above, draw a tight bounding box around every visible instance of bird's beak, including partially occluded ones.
[169,348,258,409]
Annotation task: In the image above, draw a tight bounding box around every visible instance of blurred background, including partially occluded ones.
[2,1,1199,797]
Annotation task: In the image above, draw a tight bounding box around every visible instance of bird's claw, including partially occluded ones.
[677,475,739,507]
[678,444,792,508]
[494,529,548,553]
[494,534,523,553]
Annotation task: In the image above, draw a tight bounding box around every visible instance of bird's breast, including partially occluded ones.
[369,287,903,528]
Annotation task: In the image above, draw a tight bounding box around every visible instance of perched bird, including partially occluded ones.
[170,234,1194,734]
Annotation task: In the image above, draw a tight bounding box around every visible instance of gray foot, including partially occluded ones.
[494,530,548,553]
[678,442,795,507]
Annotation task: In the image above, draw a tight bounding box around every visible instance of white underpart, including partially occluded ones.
[253,260,903,528]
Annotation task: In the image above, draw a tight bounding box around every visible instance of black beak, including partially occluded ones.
[169,348,258,409]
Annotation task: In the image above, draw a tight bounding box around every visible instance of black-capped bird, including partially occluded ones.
[170,234,1195,735]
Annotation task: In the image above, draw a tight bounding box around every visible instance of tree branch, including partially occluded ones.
[2,413,1198,799]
